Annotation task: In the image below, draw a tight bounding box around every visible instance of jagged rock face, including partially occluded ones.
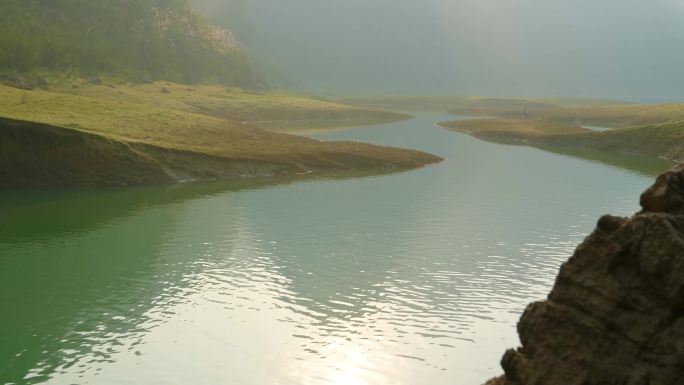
[486,165,684,385]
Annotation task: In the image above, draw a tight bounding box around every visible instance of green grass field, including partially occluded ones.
[0,82,440,188]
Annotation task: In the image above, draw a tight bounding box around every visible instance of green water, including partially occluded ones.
[0,114,667,385]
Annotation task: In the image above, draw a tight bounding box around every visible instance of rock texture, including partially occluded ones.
[486,164,684,385]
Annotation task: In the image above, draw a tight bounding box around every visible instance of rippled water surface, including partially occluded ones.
[0,114,661,385]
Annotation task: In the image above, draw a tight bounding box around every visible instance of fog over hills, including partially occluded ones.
[225,0,684,98]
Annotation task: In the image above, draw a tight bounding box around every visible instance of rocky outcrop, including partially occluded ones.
[486,164,684,385]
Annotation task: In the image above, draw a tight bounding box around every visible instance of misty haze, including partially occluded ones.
[235,0,684,97]
[1,1,683,385]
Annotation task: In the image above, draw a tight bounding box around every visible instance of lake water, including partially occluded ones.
[0,114,664,385]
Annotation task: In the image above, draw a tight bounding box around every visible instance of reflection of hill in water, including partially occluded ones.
[0,178,293,245]
[0,172,410,383]
[535,144,672,177]
[0,170,553,383]
[0,185,249,384]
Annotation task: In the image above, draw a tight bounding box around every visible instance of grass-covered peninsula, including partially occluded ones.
[0,82,439,188]
[439,98,684,170]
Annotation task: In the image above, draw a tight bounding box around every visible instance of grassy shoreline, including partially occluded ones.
[0,83,441,188]
[435,97,684,173]
[438,118,681,172]
[438,119,673,175]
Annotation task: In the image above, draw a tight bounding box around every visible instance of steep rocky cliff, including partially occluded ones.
[486,164,684,385]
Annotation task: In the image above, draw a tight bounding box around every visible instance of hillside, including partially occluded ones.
[0,0,256,86]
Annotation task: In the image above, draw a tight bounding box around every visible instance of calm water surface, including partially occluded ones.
[0,114,663,385]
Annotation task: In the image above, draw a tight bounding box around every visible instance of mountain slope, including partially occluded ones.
[0,0,255,85]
